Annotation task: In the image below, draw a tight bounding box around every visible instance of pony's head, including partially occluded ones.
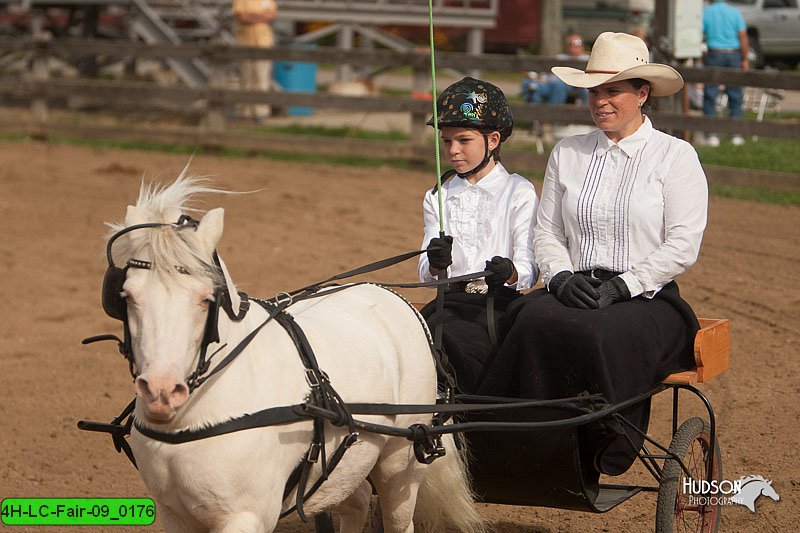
[106,175,236,425]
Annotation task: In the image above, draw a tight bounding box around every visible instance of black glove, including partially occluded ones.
[426,235,453,270]
[549,271,602,310]
[485,256,515,288]
[596,276,632,308]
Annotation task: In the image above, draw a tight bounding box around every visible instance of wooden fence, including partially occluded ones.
[1,36,799,179]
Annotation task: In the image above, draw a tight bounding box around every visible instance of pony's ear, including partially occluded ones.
[196,207,224,255]
[124,205,149,227]
[216,255,241,315]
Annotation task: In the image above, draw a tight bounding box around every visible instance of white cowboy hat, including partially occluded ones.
[551,32,684,97]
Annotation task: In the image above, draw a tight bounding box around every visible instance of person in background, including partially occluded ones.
[419,77,539,395]
[701,0,749,146]
[479,32,708,477]
[521,71,540,104]
[233,0,278,123]
[525,33,590,106]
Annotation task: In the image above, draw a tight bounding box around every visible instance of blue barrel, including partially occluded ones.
[273,47,317,116]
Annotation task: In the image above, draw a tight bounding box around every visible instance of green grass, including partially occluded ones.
[695,137,800,174]
[0,133,28,142]
[42,134,406,169]
[710,183,800,206]
[249,123,408,141]
[222,147,407,168]
[3,134,798,205]
[53,136,199,155]
[743,110,800,121]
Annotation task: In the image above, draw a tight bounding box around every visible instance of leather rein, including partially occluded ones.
[79,228,494,521]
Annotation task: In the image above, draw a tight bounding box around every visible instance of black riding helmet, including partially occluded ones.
[427,77,514,179]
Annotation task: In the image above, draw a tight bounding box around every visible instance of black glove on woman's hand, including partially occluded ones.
[596,276,632,308]
[426,235,453,270]
[549,271,602,309]
[485,256,515,288]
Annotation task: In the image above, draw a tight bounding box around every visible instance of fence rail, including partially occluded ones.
[1,37,799,169]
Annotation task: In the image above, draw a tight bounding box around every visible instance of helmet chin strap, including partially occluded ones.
[456,134,494,180]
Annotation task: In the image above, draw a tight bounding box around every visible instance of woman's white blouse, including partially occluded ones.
[534,117,708,298]
[419,163,539,290]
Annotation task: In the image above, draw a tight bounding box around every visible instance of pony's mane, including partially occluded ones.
[106,170,227,285]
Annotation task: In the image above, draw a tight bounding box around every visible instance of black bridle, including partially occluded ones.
[83,217,250,390]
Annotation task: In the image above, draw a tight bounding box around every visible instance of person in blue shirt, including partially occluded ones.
[522,33,590,106]
[702,0,750,146]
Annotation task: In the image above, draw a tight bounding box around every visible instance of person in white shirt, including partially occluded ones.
[418,77,539,394]
[478,33,709,476]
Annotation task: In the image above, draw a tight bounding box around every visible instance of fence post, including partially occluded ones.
[336,23,355,82]
[30,12,50,139]
[203,43,228,150]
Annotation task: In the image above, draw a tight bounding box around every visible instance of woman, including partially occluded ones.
[478,33,709,475]
[419,77,539,395]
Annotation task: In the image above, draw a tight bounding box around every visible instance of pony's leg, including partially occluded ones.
[370,439,425,533]
[210,512,266,533]
[159,505,204,533]
[336,479,372,533]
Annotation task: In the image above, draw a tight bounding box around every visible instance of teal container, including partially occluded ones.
[273,54,317,116]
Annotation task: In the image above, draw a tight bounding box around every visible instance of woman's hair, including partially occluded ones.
[627,77,653,109]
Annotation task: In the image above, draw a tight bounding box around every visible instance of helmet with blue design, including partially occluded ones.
[427,77,514,141]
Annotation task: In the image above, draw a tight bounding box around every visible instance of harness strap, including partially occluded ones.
[188,299,291,391]
[83,393,607,448]
[287,249,428,298]
[132,405,304,444]
[486,290,498,349]
[293,417,323,522]
[261,301,359,522]
[280,426,358,520]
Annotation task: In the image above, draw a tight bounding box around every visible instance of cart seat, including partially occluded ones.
[663,318,729,384]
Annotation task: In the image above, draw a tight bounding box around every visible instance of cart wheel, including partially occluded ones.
[314,511,335,533]
[655,417,722,533]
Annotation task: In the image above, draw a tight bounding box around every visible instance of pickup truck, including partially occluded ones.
[730,0,800,67]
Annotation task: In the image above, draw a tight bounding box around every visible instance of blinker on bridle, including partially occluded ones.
[84,215,249,391]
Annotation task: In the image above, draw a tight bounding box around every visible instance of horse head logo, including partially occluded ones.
[731,475,780,512]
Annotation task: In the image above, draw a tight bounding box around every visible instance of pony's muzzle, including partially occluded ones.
[135,375,189,423]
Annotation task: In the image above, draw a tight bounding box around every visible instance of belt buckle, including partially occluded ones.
[465,280,488,294]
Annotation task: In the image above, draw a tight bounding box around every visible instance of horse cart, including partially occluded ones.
[78,179,730,533]
[452,316,730,532]
[317,310,730,533]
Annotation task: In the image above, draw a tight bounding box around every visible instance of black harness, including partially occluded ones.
[81,245,613,520]
[80,218,497,521]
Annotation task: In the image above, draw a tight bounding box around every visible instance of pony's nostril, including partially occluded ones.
[135,377,156,401]
[169,383,189,408]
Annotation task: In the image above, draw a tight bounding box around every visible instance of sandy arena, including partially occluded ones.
[0,140,798,532]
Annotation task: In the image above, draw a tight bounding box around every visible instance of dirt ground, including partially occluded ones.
[1,140,798,532]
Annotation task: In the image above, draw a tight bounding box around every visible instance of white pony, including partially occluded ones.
[106,175,483,533]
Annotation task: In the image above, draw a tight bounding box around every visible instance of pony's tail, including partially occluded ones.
[414,432,485,533]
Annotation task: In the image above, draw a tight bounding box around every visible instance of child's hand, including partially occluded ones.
[426,236,453,270]
[484,256,515,287]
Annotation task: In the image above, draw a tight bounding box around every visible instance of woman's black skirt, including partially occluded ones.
[421,286,520,394]
[477,281,700,475]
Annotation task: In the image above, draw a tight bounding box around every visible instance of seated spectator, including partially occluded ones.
[523,33,590,105]
[521,71,540,104]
